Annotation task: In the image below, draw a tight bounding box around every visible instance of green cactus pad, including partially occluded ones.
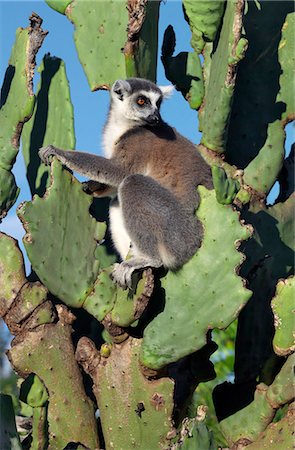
[212,165,240,204]
[183,0,225,53]
[83,268,117,321]
[22,54,75,197]
[8,321,100,450]
[17,160,105,308]
[266,354,295,409]
[244,403,295,450]
[161,26,204,110]
[45,0,71,14]
[0,170,20,219]
[0,233,26,316]
[65,0,128,90]
[95,338,174,450]
[110,269,154,327]
[271,277,295,356]
[0,17,47,217]
[20,373,48,408]
[220,384,275,446]
[199,0,246,153]
[141,187,252,369]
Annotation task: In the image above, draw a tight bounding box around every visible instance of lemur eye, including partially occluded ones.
[137,96,147,106]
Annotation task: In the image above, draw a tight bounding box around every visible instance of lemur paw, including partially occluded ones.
[39,145,57,165]
[111,262,135,290]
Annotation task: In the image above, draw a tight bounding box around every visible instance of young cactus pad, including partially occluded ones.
[17,160,106,307]
[140,187,252,370]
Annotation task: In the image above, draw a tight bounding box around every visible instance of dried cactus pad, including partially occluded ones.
[141,187,252,369]
[17,160,106,307]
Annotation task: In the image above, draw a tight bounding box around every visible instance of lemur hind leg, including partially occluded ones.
[111,174,202,288]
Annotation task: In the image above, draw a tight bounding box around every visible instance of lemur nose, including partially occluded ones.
[148,111,160,124]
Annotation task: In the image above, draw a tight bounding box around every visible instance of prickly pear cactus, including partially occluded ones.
[1,2,294,449]
[0,14,47,218]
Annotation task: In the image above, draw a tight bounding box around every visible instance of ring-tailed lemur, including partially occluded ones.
[39,78,212,288]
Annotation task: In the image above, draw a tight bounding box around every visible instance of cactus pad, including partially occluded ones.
[64,0,128,90]
[17,159,105,307]
[183,0,225,53]
[244,403,295,450]
[45,0,71,14]
[83,268,117,321]
[110,269,154,327]
[141,187,252,369]
[161,26,204,110]
[20,373,49,408]
[0,15,47,217]
[271,276,295,356]
[22,54,75,197]
[0,233,26,316]
[220,384,275,445]
[212,165,240,204]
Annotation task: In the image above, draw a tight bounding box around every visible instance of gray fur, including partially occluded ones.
[39,78,212,288]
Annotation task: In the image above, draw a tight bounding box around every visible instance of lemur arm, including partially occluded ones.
[39,145,127,187]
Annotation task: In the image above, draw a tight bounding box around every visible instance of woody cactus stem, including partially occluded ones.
[124,0,160,80]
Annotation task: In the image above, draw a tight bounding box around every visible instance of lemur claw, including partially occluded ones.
[39,145,57,165]
[111,262,134,290]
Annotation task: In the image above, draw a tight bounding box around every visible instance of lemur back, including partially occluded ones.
[112,123,212,211]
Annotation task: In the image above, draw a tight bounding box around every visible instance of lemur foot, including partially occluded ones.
[111,262,136,289]
[39,145,58,165]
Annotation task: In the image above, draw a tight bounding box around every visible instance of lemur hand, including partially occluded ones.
[39,145,58,165]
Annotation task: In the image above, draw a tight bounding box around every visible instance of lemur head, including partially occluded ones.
[110,78,174,126]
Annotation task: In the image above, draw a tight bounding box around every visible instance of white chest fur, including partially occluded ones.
[102,111,135,158]
[103,121,127,158]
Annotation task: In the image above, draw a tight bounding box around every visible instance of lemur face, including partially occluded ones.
[111,78,174,126]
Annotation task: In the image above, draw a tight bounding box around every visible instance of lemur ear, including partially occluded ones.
[159,84,175,99]
[112,79,132,100]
